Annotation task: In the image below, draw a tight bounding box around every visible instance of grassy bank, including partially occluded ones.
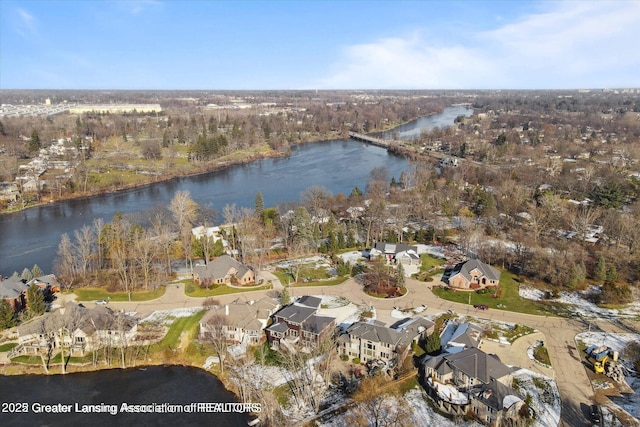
[184,281,272,297]
[432,271,555,316]
[73,287,166,302]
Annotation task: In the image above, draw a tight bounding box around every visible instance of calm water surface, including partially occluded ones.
[0,366,253,427]
[0,106,470,276]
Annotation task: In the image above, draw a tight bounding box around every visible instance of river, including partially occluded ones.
[0,105,471,277]
[0,366,254,426]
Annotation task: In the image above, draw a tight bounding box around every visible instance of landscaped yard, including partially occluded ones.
[184,281,272,297]
[73,287,166,302]
[432,271,556,316]
[0,342,18,352]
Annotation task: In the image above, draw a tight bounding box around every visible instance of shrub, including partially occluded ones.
[341,355,349,361]
[352,357,361,364]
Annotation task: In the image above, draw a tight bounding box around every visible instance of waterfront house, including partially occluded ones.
[0,276,29,311]
[193,255,255,287]
[199,297,279,355]
[14,303,138,357]
[338,317,435,365]
[266,296,335,351]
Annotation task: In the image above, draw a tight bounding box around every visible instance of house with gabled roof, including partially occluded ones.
[193,255,255,287]
[199,297,279,351]
[266,296,335,351]
[338,316,435,364]
[0,276,29,311]
[446,258,500,289]
[418,321,525,425]
[13,302,138,357]
[370,242,420,265]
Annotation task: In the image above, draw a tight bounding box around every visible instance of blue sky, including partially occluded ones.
[1,0,639,90]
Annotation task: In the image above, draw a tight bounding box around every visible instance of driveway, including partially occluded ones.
[91,274,639,427]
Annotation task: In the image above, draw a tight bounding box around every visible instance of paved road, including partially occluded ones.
[82,276,639,427]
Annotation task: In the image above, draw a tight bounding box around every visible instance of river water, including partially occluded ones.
[0,105,471,424]
[0,105,470,277]
[0,365,253,426]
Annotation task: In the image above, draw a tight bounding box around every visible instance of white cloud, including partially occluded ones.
[318,1,640,89]
[16,7,37,38]
[128,0,163,15]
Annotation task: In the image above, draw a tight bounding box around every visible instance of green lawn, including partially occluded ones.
[0,342,18,352]
[150,311,206,352]
[292,276,349,287]
[184,281,272,297]
[73,287,165,302]
[432,271,555,316]
[420,254,446,272]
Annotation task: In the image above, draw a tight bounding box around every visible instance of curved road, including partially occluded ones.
[94,275,638,427]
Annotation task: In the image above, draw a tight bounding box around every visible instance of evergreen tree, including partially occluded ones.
[425,331,441,355]
[347,229,357,248]
[280,286,291,305]
[29,130,41,153]
[348,186,363,202]
[396,263,406,289]
[336,230,346,249]
[0,119,6,136]
[0,300,17,330]
[255,192,264,224]
[21,268,33,281]
[594,256,607,282]
[31,264,44,278]
[605,266,618,285]
[27,284,46,317]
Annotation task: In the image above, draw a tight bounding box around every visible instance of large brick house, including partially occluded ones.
[446,259,500,289]
[265,296,335,351]
[193,255,255,286]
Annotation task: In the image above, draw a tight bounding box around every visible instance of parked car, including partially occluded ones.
[95,299,108,305]
[474,304,489,310]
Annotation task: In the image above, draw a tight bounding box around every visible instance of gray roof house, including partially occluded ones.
[0,277,30,311]
[14,302,138,357]
[193,255,255,286]
[419,321,524,425]
[199,297,279,353]
[371,242,420,265]
[446,259,500,289]
[339,317,435,364]
[266,296,334,351]
[370,242,420,265]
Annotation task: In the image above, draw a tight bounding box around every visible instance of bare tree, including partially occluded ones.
[222,203,240,256]
[169,190,199,272]
[201,313,229,375]
[346,376,411,427]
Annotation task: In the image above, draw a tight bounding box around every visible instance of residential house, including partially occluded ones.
[0,276,29,311]
[0,182,19,202]
[418,321,525,426]
[338,317,435,364]
[370,242,420,265]
[13,303,138,357]
[266,296,335,351]
[199,297,279,355]
[445,259,500,289]
[193,255,255,287]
